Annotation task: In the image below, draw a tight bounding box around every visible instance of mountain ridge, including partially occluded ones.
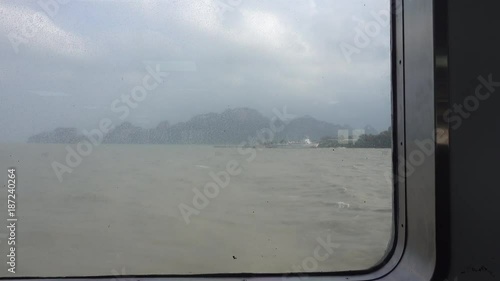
[27,108,375,145]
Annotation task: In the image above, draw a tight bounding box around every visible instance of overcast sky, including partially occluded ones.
[0,0,390,142]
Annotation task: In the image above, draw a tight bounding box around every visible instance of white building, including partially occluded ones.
[352,129,366,144]
[337,129,349,144]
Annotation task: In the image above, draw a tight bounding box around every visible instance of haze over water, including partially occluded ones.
[0,144,392,277]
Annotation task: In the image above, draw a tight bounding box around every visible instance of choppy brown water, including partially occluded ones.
[0,144,392,277]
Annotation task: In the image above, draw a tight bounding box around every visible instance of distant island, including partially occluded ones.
[27,108,391,148]
[317,129,391,148]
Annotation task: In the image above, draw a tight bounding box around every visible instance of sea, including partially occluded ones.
[0,144,393,277]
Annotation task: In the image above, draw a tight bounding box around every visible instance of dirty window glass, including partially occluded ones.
[0,0,392,277]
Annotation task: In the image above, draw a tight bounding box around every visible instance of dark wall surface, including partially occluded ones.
[444,1,500,280]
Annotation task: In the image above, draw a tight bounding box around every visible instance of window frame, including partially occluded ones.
[2,0,449,280]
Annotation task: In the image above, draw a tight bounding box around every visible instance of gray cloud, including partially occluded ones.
[0,0,390,142]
